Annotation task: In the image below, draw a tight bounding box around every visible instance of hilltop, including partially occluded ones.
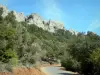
[0,4,78,34]
[0,4,100,75]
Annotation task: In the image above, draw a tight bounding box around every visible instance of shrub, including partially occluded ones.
[9,58,18,66]
[61,52,80,72]
[61,58,80,72]
[0,62,12,72]
[4,49,17,58]
[3,49,18,65]
[90,48,100,65]
[89,48,100,75]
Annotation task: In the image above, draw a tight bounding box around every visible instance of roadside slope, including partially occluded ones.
[0,67,45,75]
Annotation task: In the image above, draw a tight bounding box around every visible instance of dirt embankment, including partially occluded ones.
[0,64,56,75]
[0,67,45,75]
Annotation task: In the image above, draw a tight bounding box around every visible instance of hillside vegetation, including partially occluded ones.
[0,8,100,75]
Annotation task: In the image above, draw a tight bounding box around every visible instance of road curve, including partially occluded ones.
[41,66,79,75]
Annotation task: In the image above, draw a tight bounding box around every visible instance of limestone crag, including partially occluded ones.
[13,11,25,22]
[0,4,64,32]
[0,5,25,22]
[44,20,64,32]
[0,5,9,17]
[26,13,45,29]
[69,28,78,35]
[26,14,64,32]
[1,4,79,34]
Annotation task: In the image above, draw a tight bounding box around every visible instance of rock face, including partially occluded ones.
[0,4,65,33]
[26,13,45,29]
[0,5,25,22]
[13,11,25,22]
[0,5,9,17]
[43,20,64,32]
[26,14,64,32]
[0,4,79,35]
[69,28,78,35]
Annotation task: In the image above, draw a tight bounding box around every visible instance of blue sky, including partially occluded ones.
[0,0,100,35]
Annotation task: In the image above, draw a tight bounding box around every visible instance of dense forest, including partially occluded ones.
[0,8,100,75]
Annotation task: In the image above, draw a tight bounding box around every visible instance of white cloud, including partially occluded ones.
[40,0,64,21]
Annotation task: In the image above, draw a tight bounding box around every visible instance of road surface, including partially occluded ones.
[41,66,79,75]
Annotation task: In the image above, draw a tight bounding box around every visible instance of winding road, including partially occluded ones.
[41,65,79,75]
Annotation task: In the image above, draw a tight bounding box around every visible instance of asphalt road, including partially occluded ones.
[42,66,79,75]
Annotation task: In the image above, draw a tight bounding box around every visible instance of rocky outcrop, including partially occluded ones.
[0,5,9,17]
[26,13,64,32]
[43,20,64,32]
[26,13,45,29]
[0,4,67,33]
[0,4,65,32]
[0,5,25,22]
[13,11,25,22]
[69,28,78,35]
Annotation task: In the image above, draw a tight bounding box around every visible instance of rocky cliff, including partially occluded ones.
[0,5,64,33]
[26,13,64,32]
[69,28,78,35]
[0,5,9,17]
[0,4,78,34]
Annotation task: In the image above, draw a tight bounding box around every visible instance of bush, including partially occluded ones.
[61,58,80,72]
[91,48,100,65]
[89,48,100,75]
[0,62,12,72]
[61,52,80,72]
[9,58,18,66]
[4,49,17,58]
[3,49,18,65]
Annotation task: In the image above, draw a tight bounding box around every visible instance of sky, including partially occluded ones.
[0,0,100,35]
